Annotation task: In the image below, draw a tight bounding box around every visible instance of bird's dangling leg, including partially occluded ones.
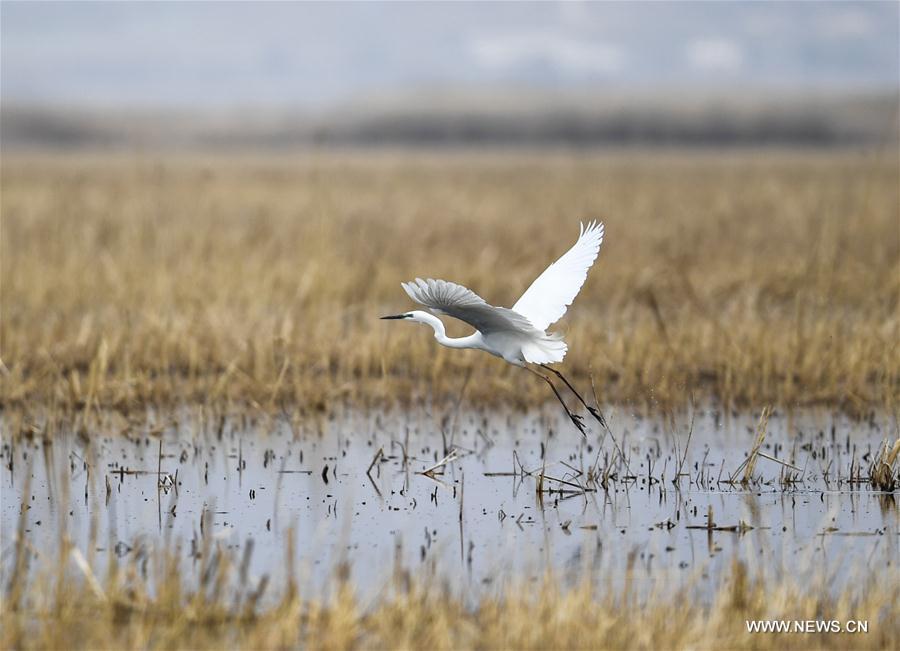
[525,366,586,436]
[540,364,607,429]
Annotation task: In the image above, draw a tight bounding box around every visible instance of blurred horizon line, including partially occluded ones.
[3,84,898,152]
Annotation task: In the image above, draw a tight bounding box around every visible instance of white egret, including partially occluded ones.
[382,221,605,435]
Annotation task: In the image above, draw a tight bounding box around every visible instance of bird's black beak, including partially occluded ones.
[380,314,409,320]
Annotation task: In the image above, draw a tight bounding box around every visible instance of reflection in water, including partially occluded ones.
[2,407,897,602]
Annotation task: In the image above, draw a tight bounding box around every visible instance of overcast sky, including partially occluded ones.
[2,1,898,108]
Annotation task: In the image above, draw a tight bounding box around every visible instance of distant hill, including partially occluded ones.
[2,88,897,150]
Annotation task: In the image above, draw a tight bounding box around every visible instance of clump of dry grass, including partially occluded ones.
[2,534,898,651]
[2,150,898,417]
[870,437,900,491]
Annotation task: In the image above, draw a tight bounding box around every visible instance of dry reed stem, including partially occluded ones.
[2,151,898,420]
[2,545,898,651]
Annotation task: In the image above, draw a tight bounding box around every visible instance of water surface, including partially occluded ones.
[2,407,897,601]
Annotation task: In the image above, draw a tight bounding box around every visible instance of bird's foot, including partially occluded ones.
[587,406,607,428]
[568,412,587,436]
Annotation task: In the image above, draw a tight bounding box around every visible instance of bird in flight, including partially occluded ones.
[382,221,605,435]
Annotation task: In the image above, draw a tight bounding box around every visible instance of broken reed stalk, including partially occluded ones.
[447,366,472,452]
[419,448,460,477]
[674,403,696,483]
[539,474,595,493]
[755,450,802,472]
[367,446,384,477]
[870,437,900,491]
[730,406,771,484]
[588,371,632,476]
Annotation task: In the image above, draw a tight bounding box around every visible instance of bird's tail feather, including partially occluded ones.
[522,334,568,364]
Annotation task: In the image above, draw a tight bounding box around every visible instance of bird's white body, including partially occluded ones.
[383,221,604,367]
[405,310,556,366]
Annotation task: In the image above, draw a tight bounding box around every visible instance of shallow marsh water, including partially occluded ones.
[2,407,897,603]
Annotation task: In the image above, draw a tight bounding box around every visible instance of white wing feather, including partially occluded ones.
[511,221,604,331]
[402,278,539,335]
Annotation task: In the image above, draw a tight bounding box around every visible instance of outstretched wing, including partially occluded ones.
[511,221,604,331]
[402,278,538,335]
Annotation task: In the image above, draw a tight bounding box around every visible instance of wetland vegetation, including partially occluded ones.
[2,150,899,649]
[2,150,898,416]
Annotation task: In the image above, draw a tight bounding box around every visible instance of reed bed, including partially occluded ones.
[2,150,898,418]
[3,537,898,651]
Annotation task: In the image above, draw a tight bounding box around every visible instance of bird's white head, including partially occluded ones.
[380,310,447,338]
[380,310,433,325]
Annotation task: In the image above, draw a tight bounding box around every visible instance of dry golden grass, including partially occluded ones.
[2,150,898,417]
[3,532,898,651]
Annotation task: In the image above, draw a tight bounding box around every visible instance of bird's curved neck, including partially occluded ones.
[417,313,481,350]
